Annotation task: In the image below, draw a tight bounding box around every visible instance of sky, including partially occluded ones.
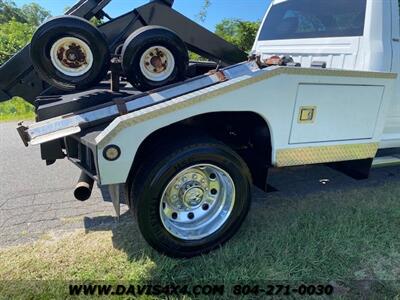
[14,0,271,31]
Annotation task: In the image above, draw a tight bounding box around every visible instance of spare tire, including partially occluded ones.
[30,16,110,91]
[121,26,189,91]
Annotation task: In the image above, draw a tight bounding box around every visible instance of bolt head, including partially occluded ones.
[202,203,209,211]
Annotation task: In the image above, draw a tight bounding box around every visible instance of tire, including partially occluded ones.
[130,136,252,258]
[121,26,189,91]
[30,16,110,91]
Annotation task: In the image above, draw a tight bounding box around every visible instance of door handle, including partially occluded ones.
[393,38,400,42]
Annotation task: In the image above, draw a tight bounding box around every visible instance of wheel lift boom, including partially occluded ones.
[0,0,247,105]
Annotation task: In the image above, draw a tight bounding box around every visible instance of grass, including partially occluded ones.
[0,97,35,121]
[1,179,400,299]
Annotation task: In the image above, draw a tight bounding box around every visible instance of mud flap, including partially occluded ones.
[108,184,120,218]
[328,158,373,180]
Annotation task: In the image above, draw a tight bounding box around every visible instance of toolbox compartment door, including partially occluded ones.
[289,84,384,144]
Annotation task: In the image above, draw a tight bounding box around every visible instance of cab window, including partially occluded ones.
[259,0,367,40]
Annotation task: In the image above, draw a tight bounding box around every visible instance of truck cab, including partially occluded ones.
[253,0,400,148]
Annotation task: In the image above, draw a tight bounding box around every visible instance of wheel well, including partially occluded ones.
[127,111,272,193]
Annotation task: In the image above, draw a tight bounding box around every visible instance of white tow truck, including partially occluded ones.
[15,0,400,257]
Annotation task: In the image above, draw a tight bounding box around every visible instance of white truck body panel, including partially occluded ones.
[255,37,361,70]
[95,67,396,185]
[289,84,385,144]
[253,0,400,148]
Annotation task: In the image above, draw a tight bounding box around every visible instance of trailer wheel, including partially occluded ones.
[30,16,110,91]
[130,137,252,258]
[121,26,189,91]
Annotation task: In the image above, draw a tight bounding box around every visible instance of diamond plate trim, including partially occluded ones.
[276,143,379,167]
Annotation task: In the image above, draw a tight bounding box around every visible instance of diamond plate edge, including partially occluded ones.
[276,143,379,167]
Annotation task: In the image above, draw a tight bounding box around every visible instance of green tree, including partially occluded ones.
[0,19,34,64]
[215,19,260,53]
[20,3,51,26]
[0,0,26,24]
[0,0,50,25]
[0,18,36,116]
[190,18,260,61]
[89,16,104,26]
[0,1,50,65]
[195,0,260,52]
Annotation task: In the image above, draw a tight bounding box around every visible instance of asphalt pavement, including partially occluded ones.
[0,121,126,246]
[1,121,399,247]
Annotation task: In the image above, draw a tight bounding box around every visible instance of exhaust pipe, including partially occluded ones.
[74,172,94,201]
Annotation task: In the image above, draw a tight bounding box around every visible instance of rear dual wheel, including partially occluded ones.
[130,137,252,258]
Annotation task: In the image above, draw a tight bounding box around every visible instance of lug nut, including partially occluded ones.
[209,173,216,180]
[188,212,195,220]
[211,189,218,195]
[202,203,209,211]
[172,212,178,219]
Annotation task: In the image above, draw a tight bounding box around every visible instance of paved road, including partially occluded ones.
[1,121,399,247]
[0,121,126,246]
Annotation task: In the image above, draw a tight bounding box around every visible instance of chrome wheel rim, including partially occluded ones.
[50,37,93,77]
[159,164,236,240]
[139,46,175,82]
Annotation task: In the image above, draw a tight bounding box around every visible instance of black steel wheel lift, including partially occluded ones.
[0,0,247,105]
